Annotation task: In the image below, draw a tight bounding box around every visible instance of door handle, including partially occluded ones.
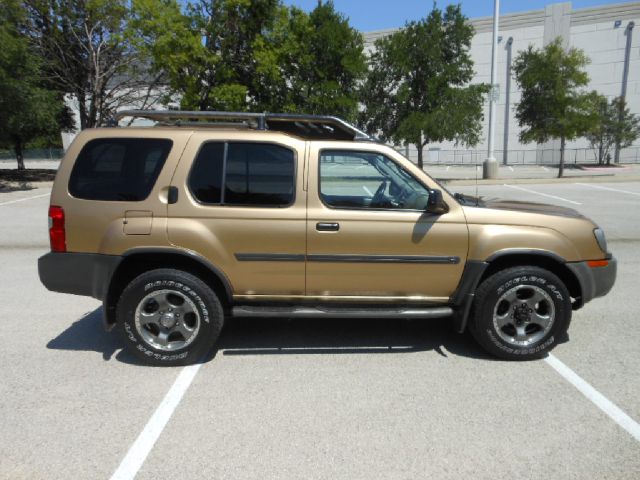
[316,222,340,232]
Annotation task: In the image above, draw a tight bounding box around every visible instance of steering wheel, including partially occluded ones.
[371,180,388,207]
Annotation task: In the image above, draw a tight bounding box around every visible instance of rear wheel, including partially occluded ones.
[469,266,571,360]
[116,268,224,366]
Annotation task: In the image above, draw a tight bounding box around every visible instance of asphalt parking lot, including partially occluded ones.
[1,180,639,480]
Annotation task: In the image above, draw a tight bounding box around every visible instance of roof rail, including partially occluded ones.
[113,110,374,141]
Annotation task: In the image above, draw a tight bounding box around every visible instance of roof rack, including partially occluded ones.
[113,110,374,141]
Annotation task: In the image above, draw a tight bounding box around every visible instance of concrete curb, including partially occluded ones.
[0,181,54,192]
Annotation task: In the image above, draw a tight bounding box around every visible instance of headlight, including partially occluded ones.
[594,228,608,253]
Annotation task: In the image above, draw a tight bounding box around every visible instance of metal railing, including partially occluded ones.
[399,146,640,165]
[0,148,64,161]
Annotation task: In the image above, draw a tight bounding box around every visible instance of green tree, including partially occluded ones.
[512,38,597,177]
[586,95,640,165]
[25,0,162,129]
[136,0,366,118]
[255,1,366,120]
[0,0,71,170]
[134,0,280,111]
[132,0,212,109]
[359,5,489,169]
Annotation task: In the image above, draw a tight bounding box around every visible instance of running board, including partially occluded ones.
[232,305,453,319]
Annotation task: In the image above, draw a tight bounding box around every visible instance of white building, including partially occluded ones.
[363,1,640,164]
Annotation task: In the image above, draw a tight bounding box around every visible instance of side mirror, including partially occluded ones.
[426,189,448,214]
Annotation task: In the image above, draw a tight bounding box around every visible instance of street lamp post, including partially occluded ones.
[483,0,500,179]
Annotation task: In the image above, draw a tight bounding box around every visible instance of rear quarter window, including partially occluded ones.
[68,138,173,201]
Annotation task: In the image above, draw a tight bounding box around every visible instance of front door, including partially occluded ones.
[306,145,468,303]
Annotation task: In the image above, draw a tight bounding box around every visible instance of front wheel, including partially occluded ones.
[116,268,224,366]
[469,266,571,360]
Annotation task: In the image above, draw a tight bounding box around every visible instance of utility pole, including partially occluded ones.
[483,0,500,179]
[615,21,635,163]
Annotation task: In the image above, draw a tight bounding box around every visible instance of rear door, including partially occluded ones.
[167,131,307,299]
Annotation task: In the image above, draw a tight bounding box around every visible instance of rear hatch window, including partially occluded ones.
[68,138,173,201]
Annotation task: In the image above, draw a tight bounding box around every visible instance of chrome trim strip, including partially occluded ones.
[232,305,453,319]
[233,294,449,303]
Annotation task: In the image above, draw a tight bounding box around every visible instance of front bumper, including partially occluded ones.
[566,256,617,306]
[38,252,122,300]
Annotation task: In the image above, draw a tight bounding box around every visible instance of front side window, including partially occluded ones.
[69,138,172,201]
[189,142,295,207]
[319,150,430,210]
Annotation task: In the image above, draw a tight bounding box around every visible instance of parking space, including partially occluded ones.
[449,182,640,422]
[1,182,639,480]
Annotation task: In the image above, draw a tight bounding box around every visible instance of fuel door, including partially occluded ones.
[123,210,153,235]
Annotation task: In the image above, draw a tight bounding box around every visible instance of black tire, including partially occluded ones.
[116,268,224,366]
[469,266,571,360]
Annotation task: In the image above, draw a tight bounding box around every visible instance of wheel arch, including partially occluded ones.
[452,249,583,334]
[103,248,233,329]
[480,250,582,307]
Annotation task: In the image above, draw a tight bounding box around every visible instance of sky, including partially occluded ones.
[282,0,636,31]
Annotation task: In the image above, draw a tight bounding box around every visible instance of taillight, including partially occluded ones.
[48,205,66,252]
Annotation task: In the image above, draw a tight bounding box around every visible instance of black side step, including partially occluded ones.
[231,305,453,319]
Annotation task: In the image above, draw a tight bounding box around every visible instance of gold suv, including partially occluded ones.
[38,111,616,365]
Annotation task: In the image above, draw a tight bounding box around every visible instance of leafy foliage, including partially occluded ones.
[132,0,216,110]
[24,0,162,128]
[512,38,598,177]
[585,95,640,165]
[359,4,489,168]
[0,0,71,169]
[135,0,366,118]
[256,1,366,120]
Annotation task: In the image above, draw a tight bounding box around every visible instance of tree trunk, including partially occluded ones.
[15,141,25,171]
[416,144,424,170]
[558,136,565,178]
[598,142,604,165]
[78,92,88,130]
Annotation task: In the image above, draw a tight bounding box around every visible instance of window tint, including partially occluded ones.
[188,142,225,203]
[320,150,430,210]
[69,138,172,201]
[189,142,295,207]
[225,143,294,206]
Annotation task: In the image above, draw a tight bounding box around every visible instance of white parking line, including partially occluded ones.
[576,183,640,197]
[545,354,640,442]
[508,166,514,172]
[0,192,50,206]
[503,184,582,205]
[109,363,203,480]
[362,185,374,196]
